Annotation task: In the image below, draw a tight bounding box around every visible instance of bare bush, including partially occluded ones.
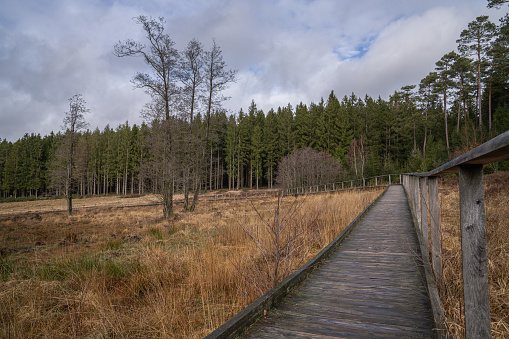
[276,147,342,190]
[234,193,322,296]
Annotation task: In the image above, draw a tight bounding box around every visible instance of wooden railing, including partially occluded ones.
[402,130,509,339]
[284,174,399,195]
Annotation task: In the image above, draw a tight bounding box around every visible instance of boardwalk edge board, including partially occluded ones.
[204,186,390,339]
[403,186,448,338]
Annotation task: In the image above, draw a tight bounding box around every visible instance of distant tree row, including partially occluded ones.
[0,13,508,214]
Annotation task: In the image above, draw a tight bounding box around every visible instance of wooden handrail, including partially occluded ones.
[411,130,509,176]
[403,130,509,339]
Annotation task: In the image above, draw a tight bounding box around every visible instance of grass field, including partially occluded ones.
[0,189,265,215]
[1,172,507,338]
[0,188,381,338]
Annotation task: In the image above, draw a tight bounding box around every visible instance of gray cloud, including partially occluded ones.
[0,0,503,141]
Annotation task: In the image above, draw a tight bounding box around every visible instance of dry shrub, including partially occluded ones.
[0,188,381,338]
[440,171,509,338]
[233,189,381,299]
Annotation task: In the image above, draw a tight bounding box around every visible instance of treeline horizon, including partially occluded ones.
[1,13,509,200]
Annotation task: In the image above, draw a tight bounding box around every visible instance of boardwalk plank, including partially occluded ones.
[243,185,435,338]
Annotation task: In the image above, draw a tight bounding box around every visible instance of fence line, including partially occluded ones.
[403,130,509,339]
[284,174,400,196]
[1,175,396,217]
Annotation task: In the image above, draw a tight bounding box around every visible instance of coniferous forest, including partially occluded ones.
[1,14,508,212]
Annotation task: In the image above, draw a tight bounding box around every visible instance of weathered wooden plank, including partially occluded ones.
[413,176,422,232]
[420,177,429,258]
[272,306,435,332]
[459,165,491,339]
[428,176,442,287]
[256,308,434,338]
[279,297,434,322]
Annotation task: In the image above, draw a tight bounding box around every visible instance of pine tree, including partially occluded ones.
[435,51,459,157]
[309,99,327,151]
[294,102,311,148]
[419,72,439,155]
[277,104,294,158]
[225,114,238,190]
[488,14,509,133]
[264,109,279,188]
[4,141,20,198]
[0,139,9,198]
[457,16,497,129]
[251,109,265,189]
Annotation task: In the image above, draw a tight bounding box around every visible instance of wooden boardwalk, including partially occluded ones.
[243,185,435,338]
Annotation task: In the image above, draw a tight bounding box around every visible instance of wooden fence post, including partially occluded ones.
[459,165,491,338]
[419,177,429,255]
[428,176,442,287]
[412,176,421,232]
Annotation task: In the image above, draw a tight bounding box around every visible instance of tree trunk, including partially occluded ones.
[237,137,240,190]
[489,75,492,134]
[217,149,220,190]
[210,147,213,191]
[66,165,73,215]
[477,47,482,127]
[444,80,450,158]
[190,180,200,212]
[183,167,190,211]
[162,179,173,218]
[250,161,253,189]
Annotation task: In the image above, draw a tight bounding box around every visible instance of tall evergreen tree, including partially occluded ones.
[264,109,279,188]
[294,102,311,148]
[457,16,497,129]
[435,51,459,156]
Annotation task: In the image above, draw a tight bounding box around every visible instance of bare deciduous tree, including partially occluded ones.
[179,38,204,123]
[115,16,182,218]
[235,194,321,296]
[51,94,89,215]
[114,15,180,122]
[347,135,368,177]
[276,147,341,190]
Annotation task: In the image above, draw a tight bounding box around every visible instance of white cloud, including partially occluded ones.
[0,0,504,140]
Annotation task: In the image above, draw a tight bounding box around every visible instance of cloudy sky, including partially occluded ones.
[0,0,505,141]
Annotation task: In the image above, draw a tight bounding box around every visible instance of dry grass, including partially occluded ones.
[0,189,263,215]
[0,188,380,338]
[440,171,509,338]
[0,194,162,215]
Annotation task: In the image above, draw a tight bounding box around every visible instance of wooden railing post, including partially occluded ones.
[419,177,429,254]
[402,175,409,194]
[412,176,421,232]
[428,176,442,287]
[459,165,491,338]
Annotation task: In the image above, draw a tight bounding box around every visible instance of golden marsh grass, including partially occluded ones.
[0,189,380,338]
